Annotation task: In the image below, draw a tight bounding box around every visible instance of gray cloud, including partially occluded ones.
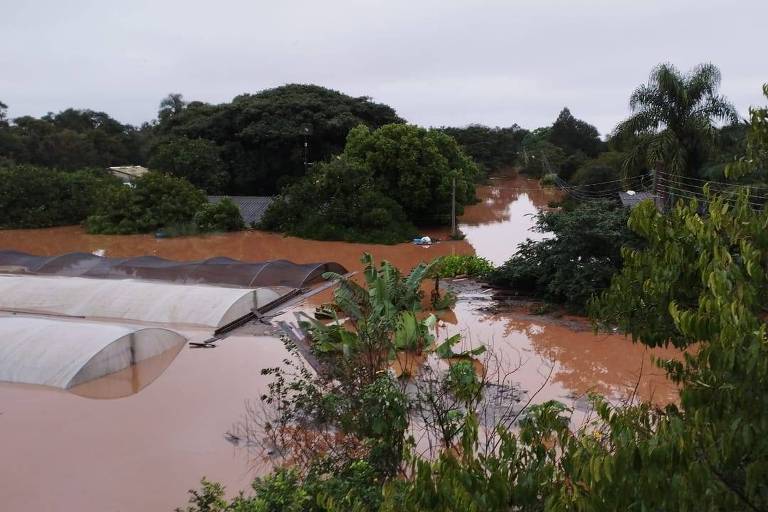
[1,0,765,135]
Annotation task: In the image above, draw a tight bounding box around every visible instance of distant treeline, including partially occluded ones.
[0,74,752,239]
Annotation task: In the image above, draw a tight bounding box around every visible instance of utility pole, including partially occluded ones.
[451,176,457,238]
[652,168,660,211]
[303,127,309,173]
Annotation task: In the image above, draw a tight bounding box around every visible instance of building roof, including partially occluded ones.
[108,165,149,180]
[0,275,281,328]
[618,191,655,208]
[207,195,274,225]
[0,316,186,389]
[0,250,347,289]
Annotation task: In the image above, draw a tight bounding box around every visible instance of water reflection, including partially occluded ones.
[70,343,185,399]
[459,174,560,266]
[441,301,680,407]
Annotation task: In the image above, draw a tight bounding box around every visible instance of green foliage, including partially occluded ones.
[85,171,207,234]
[176,478,229,512]
[194,198,245,232]
[568,150,627,195]
[261,157,416,244]
[728,84,768,179]
[153,84,403,195]
[430,254,494,279]
[303,253,436,377]
[615,62,738,179]
[148,136,229,193]
[263,124,479,243]
[518,136,566,178]
[0,107,146,169]
[490,201,639,311]
[548,107,603,157]
[439,124,528,175]
[538,173,558,187]
[344,123,479,225]
[0,164,121,228]
[434,334,486,359]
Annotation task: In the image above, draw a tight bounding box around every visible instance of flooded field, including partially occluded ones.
[0,173,682,511]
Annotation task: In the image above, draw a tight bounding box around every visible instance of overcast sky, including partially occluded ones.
[2,0,765,135]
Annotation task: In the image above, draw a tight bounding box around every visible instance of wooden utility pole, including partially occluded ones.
[451,176,457,238]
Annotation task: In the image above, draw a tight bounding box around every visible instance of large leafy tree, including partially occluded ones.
[261,156,416,244]
[0,108,145,169]
[148,136,229,193]
[440,124,528,174]
[85,171,207,234]
[0,165,121,228]
[344,123,478,224]
[489,200,639,310]
[153,84,403,195]
[616,63,738,179]
[548,107,603,157]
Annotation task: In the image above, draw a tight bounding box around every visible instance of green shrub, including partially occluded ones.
[0,164,121,228]
[539,173,558,187]
[194,198,245,232]
[489,200,639,311]
[431,254,494,279]
[85,171,207,234]
[261,157,417,244]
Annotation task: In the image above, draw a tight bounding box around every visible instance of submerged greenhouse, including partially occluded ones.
[0,316,186,389]
[0,275,281,328]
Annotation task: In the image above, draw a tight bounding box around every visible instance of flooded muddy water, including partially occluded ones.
[0,333,289,512]
[458,172,559,265]
[0,174,550,272]
[0,172,683,511]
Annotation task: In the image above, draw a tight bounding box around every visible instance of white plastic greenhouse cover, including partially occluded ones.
[0,316,186,389]
[0,275,282,328]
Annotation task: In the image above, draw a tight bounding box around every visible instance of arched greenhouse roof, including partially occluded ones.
[0,316,186,389]
[0,275,280,328]
[0,250,346,288]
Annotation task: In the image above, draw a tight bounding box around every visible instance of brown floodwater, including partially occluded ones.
[458,171,560,265]
[0,332,289,512]
[0,172,683,511]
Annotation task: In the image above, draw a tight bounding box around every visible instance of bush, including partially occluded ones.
[489,200,639,311]
[0,164,121,228]
[343,123,479,225]
[149,136,229,194]
[85,171,207,234]
[261,157,417,244]
[431,254,494,279]
[539,173,558,187]
[194,198,245,232]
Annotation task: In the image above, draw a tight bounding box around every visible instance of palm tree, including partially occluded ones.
[616,63,738,179]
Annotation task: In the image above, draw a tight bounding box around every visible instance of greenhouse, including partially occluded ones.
[0,316,186,389]
[0,275,281,328]
[0,250,347,288]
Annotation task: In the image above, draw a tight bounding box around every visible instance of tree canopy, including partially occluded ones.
[262,123,478,243]
[151,84,404,194]
[440,124,528,174]
[344,123,478,224]
[261,156,416,244]
[548,107,603,157]
[0,108,146,170]
[615,63,738,179]
[85,171,209,234]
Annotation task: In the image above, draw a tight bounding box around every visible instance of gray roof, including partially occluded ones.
[618,191,655,208]
[108,165,149,180]
[207,196,274,225]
